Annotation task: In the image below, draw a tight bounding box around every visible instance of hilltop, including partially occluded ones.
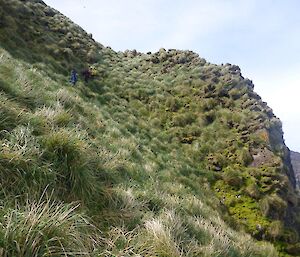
[0,0,299,256]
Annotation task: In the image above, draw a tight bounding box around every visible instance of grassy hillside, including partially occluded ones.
[0,0,299,256]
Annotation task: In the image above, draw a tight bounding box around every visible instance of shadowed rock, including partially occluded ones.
[291,151,300,188]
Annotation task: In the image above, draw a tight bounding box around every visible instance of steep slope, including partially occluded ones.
[0,0,107,75]
[0,0,300,256]
[291,151,300,188]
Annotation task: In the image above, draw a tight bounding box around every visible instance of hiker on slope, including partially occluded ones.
[82,65,97,83]
[70,69,78,86]
[82,68,92,83]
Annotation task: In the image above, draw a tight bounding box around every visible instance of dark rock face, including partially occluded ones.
[290,151,300,188]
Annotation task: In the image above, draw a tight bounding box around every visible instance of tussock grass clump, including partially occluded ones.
[0,199,98,256]
[56,88,79,108]
[245,182,261,199]
[35,103,73,128]
[0,94,25,132]
[41,129,98,201]
[266,220,284,241]
[260,194,287,219]
[0,126,52,197]
[222,167,244,187]
[144,215,182,257]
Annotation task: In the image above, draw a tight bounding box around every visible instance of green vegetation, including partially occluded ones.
[0,0,299,256]
[0,199,97,256]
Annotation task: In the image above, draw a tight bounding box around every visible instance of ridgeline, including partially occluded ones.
[0,0,299,256]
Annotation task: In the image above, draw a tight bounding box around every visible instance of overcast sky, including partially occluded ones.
[44,0,300,151]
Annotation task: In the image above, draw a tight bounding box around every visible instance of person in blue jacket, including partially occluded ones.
[70,69,78,86]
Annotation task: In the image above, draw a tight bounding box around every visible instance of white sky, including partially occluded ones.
[44,0,300,151]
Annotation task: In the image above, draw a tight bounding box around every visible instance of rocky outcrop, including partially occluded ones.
[291,151,300,188]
